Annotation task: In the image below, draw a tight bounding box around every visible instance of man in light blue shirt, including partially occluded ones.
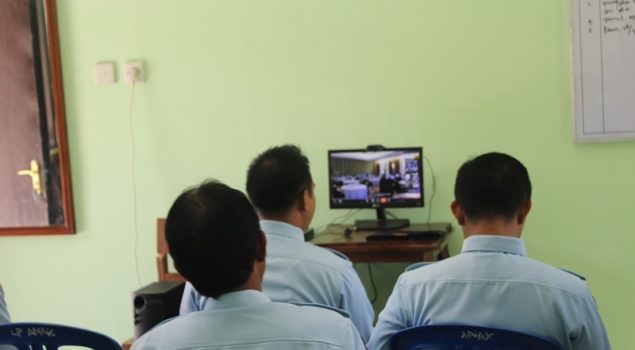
[133,181,365,350]
[180,145,374,342]
[0,284,9,324]
[368,152,611,350]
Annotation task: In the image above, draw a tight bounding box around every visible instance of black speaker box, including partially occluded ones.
[132,281,185,339]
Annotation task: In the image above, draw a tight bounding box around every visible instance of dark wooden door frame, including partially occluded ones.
[0,0,74,235]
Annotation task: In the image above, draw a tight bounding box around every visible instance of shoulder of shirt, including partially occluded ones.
[287,302,351,319]
[396,262,436,287]
[132,315,179,345]
[559,268,586,281]
[267,236,353,269]
[531,265,594,297]
[321,247,351,261]
[404,261,437,272]
[527,258,590,287]
[152,316,179,328]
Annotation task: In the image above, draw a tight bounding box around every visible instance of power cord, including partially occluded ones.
[423,155,437,227]
[128,77,143,288]
[315,209,361,232]
[385,210,398,219]
[367,263,378,304]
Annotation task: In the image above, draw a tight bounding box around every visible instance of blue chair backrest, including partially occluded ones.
[390,324,562,350]
[0,322,121,350]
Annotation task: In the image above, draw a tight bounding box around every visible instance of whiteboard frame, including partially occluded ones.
[570,0,635,143]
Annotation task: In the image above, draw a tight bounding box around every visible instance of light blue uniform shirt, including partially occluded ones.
[181,220,374,342]
[134,290,366,350]
[367,235,611,350]
[0,285,9,324]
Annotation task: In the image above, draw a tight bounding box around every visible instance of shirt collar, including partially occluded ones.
[259,220,305,242]
[461,235,527,256]
[202,290,271,311]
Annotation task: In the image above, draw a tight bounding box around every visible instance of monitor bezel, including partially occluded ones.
[327,146,424,210]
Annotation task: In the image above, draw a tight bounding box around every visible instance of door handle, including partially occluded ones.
[17,160,42,196]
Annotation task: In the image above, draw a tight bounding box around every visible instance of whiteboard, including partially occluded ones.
[571,0,635,142]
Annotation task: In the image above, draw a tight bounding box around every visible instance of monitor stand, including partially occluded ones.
[354,208,410,231]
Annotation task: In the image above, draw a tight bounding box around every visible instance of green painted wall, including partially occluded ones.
[0,0,631,347]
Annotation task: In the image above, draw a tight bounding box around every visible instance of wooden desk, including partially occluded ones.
[310,223,452,263]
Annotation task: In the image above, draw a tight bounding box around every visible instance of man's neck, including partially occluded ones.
[462,218,523,238]
[237,260,265,292]
[260,212,306,231]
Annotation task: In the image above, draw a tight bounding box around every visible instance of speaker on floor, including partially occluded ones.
[132,281,185,339]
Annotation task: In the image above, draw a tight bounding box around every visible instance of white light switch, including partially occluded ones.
[94,62,115,85]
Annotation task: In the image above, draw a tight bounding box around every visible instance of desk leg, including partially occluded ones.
[422,250,434,261]
[436,245,450,260]
[422,243,450,262]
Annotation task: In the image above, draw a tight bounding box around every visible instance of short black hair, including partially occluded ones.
[454,152,532,221]
[165,180,260,299]
[246,145,313,216]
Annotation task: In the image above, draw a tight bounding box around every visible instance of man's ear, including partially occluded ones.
[298,188,311,211]
[451,201,466,226]
[517,200,532,225]
[172,258,186,281]
[255,230,267,262]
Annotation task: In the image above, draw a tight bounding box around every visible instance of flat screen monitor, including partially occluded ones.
[328,147,423,230]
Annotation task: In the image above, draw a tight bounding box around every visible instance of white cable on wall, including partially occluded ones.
[128,75,143,288]
[423,155,437,227]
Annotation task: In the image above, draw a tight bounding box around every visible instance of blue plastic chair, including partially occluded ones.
[0,322,121,350]
[390,324,562,350]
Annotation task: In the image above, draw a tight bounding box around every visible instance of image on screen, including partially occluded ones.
[328,147,423,209]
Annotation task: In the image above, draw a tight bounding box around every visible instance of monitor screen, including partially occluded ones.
[328,147,424,209]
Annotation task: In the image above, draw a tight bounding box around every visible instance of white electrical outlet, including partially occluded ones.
[94,62,115,85]
[124,61,145,84]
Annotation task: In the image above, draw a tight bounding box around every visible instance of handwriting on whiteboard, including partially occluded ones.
[586,0,635,36]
